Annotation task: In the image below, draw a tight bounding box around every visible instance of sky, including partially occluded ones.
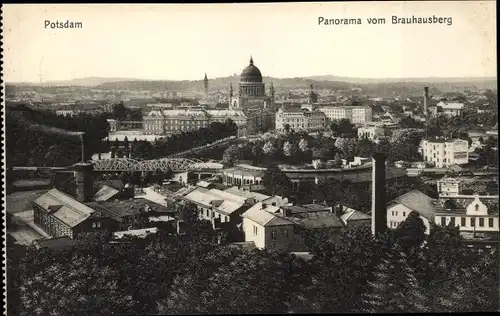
[2,2,497,83]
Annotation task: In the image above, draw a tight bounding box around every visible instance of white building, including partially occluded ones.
[437,177,464,197]
[275,108,327,132]
[317,105,372,124]
[436,101,465,117]
[56,109,80,117]
[419,138,469,168]
[434,195,499,234]
[242,202,344,251]
[386,189,499,237]
[358,125,385,141]
[143,108,248,135]
[386,190,436,234]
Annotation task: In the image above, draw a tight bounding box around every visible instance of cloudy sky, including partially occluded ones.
[3,2,497,82]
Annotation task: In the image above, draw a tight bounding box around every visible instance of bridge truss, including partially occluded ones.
[91,158,210,172]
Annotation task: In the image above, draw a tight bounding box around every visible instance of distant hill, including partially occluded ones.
[7,75,497,97]
[304,75,497,84]
[10,77,144,87]
[95,75,355,92]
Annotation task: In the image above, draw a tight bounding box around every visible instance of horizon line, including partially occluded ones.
[7,74,498,85]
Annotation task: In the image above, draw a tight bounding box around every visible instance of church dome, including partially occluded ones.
[240,57,263,83]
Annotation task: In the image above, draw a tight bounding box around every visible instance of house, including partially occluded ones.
[340,206,371,227]
[242,202,295,251]
[358,125,385,141]
[386,189,436,234]
[241,202,345,252]
[176,187,271,230]
[434,195,499,234]
[437,177,464,197]
[436,101,464,116]
[86,198,173,231]
[33,189,112,239]
[419,138,469,168]
[387,187,499,247]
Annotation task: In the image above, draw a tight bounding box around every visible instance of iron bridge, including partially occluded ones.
[91,158,212,172]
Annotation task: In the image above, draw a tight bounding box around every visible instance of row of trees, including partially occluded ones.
[8,213,498,315]
[121,120,238,160]
[222,127,424,168]
[110,102,143,121]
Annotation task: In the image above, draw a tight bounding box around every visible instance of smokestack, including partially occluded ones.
[371,153,387,237]
[74,162,94,203]
[424,87,429,122]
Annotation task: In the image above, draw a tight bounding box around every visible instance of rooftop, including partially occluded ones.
[94,185,120,202]
[86,198,171,222]
[223,186,271,202]
[182,187,247,215]
[33,189,96,228]
[223,166,266,178]
[388,189,437,221]
[340,206,371,223]
[287,211,345,229]
[242,203,293,227]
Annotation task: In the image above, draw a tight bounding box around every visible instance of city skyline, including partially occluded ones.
[3,2,497,82]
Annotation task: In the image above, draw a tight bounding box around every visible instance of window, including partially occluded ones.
[479,218,484,227]
[271,230,277,240]
[470,218,475,227]
[475,204,479,212]
[253,225,258,235]
[395,211,398,216]
[206,209,209,217]
[489,218,494,227]
[92,222,101,228]
[449,217,455,226]
[284,229,289,238]
[440,217,446,226]
[403,212,406,217]
[461,217,466,226]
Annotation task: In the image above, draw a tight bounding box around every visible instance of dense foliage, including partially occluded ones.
[111,102,142,121]
[312,175,437,212]
[222,125,426,168]
[119,120,238,160]
[8,217,498,315]
[6,105,110,168]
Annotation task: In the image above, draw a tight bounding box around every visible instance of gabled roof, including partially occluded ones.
[341,206,371,223]
[182,187,246,215]
[94,185,120,202]
[438,101,464,109]
[242,203,293,227]
[33,189,95,228]
[389,189,436,221]
[287,211,345,229]
[223,186,271,201]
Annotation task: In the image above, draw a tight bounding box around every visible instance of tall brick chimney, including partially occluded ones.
[371,153,387,237]
[74,162,94,203]
[424,87,429,122]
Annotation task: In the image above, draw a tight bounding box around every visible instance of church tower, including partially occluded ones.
[229,83,234,109]
[308,84,318,103]
[270,82,275,106]
[203,73,209,98]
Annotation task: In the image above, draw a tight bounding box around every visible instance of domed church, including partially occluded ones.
[229,56,275,110]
